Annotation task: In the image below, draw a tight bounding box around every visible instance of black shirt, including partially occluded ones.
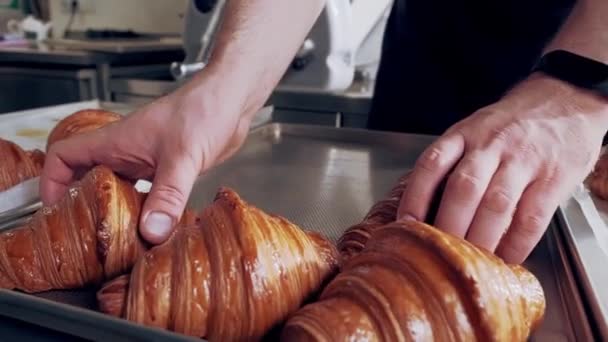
[368,0,576,135]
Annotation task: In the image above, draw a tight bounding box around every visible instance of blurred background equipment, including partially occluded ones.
[0,0,392,126]
[0,0,185,113]
[111,0,393,128]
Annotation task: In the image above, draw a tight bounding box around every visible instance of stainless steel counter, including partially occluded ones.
[0,41,184,66]
[0,42,183,112]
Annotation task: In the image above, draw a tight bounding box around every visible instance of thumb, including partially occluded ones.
[140,154,199,244]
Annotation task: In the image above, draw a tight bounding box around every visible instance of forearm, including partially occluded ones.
[544,0,608,63]
[189,0,326,116]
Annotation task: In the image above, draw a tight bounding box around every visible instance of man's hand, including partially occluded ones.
[41,74,254,244]
[398,73,608,263]
[40,0,325,244]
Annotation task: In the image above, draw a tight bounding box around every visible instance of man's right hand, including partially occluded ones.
[40,0,326,244]
[41,71,255,245]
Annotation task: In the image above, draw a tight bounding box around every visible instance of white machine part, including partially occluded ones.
[172,0,393,92]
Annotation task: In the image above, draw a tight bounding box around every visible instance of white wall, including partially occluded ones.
[48,0,188,36]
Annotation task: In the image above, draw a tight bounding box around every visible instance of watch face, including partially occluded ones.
[540,50,608,93]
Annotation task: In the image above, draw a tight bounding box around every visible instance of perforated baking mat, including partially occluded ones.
[0,123,594,341]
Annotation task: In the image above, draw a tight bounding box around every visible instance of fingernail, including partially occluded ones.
[144,212,173,242]
[399,213,418,222]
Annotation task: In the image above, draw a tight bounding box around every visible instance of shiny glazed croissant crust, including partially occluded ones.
[337,172,410,260]
[0,165,146,293]
[283,221,546,342]
[46,109,121,149]
[0,138,45,192]
[98,188,340,341]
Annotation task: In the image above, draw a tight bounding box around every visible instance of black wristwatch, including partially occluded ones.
[532,50,608,96]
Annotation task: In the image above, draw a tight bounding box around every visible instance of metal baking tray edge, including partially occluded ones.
[0,123,594,341]
[557,199,608,340]
[0,289,199,342]
[550,211,596,341]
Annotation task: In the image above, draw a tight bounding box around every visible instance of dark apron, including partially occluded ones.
[368,0,576,135]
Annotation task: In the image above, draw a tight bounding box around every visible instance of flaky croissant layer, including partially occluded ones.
[338,172,410,260]
[0,138,45,192]
[98,188,340,341]
[283,221,546,342]
[0,166,146,293]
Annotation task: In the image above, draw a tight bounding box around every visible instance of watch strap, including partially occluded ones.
[533,50,608,96]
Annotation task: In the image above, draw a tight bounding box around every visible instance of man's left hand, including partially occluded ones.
[398,73,608,264]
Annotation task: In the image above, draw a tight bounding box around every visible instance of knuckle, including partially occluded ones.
[417,145,447,173]
[516,141,539,158]
[515,211,549,237]
[490,126,512,145]
[150,183,187,214]
[448,169,483,195]
[481,187,515,214]
[503,142,540,164]
[486,121,528,150]
[540,164,562,187]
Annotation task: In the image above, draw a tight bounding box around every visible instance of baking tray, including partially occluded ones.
[0,123,595,341]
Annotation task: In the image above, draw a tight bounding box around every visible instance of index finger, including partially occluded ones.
[40,132,104,205]
[398,133,465,221]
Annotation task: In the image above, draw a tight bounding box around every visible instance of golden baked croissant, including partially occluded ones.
[0,164,199,294]
[47,109,121,149]
[588,152,608,199]
[97,188,340,341]
[0,165,146,293]
[337,172,410,259]
[338,170,447,261]
[0,109,119,192]
[283,220,546,342]
[0,138,45,192]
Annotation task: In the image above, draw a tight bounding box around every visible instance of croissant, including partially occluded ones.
[0,165,149,293]
[338,170,447,261]
[0,109,120,192]
[0,138,45,192]
[588,152,608,199]
[97,188,340,341]
[338,172,410,260]
[283,220,546,341]
[47,109,121,148]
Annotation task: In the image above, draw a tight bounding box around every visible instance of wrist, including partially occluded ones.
[530,72,608,121]
[189,60,272,119]
[503,72,608,123]
[170,64,252,121]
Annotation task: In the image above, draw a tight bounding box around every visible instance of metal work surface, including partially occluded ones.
[0,124,593,341]
[0,42,183,66]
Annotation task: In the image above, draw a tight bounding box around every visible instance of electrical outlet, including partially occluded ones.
[61,0,95,14]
